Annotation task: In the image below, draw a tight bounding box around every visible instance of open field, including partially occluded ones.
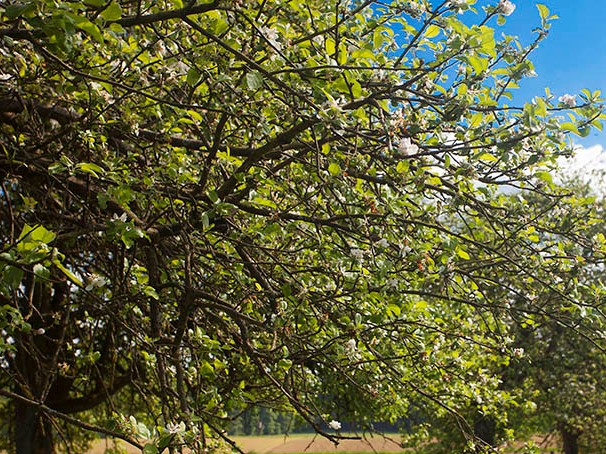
[233,434,406,453]
[87,433,559,453]
[88,434,406,454]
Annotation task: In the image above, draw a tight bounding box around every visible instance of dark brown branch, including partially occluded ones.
[50,373,132,414]
[0,97,81,124]
[115,1,221,28]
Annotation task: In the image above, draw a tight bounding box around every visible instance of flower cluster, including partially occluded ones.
[449,0,468,8]
[375,238,390,249]
[166,421,186,434]
[350,248,365,261]
[397,138,419,156]
[85,274,107,291]
[558,93,577,107]
[328,420,342,431]
[260,27,282,52]
[497,0,516,16]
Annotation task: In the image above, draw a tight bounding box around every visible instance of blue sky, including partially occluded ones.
[488,0,606,147]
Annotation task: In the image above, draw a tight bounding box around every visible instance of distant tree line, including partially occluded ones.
[229,407,403,436]
[229,408,308,436]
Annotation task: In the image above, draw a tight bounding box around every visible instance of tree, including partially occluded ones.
[496,179,606,454]
[0,0,604,452]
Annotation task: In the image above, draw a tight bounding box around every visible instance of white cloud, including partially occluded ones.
[560,144,606,173]
[557,144,606,193]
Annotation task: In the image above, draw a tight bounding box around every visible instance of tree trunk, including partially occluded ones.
[15,400,55,454]
[473,412,496,451]
[12,278,65,453]
[561,427,580,454]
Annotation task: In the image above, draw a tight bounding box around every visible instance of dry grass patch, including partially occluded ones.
[232,434,405,454]
[85,434,405,454]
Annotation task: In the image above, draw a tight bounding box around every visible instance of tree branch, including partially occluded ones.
[0,389,144,450]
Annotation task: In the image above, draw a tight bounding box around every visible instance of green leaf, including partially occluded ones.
[350,79,362,98]
[325,37,336,56]
[19,224,56,245]
[246,71,264,90]
[424,25,440,39]
[101,2,122,21]
[396,160,409,173]
[186,67,202,87]
[414,300,429,312]
[70,14,104,43]
[477,153,498,163]
[469,112,483,128]
[5,3,37,20]
[535,171,553,184]
[537,4,549,22]
[456,248,471,260]
[157,435,174,450]
[386,303,401,317]
[212,18,229,35]
[3,266,24,290]
[143,444,159,454]
[467,55,488,74]
[477,26,496,58]
[207,190,220,204]
[560,122,581,136]
[53,259,84,287]
[328,162,341,176]
[76,162,104,178]
[201,212,210,230]
[144,286,160,300]
[277,358,293,370]
[353,47,376,60]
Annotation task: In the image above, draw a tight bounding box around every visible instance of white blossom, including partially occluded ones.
[345,339,357,353]
[498,0,516,16]
[512,347,525,358]
[350,248,365,260]
[111,212,128,223]
[166,421,186,434]
[386,278,399,290]
[173,61,189,75]
[375,238,390,249]
[525,400,538,412]
[400,244,412,255]
[85,274,107,291]
[154,41,167,57]
[397,137,419,155]
[407,1,427,15]
[558,93,576,107]
[449,0,468,8]
[328,420,342,430]
[260,27,282,52]
[35,328,45,335]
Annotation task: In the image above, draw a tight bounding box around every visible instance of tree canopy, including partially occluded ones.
[1,0,605,452]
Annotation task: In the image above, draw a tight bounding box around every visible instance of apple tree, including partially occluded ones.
[0,0,604,452]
